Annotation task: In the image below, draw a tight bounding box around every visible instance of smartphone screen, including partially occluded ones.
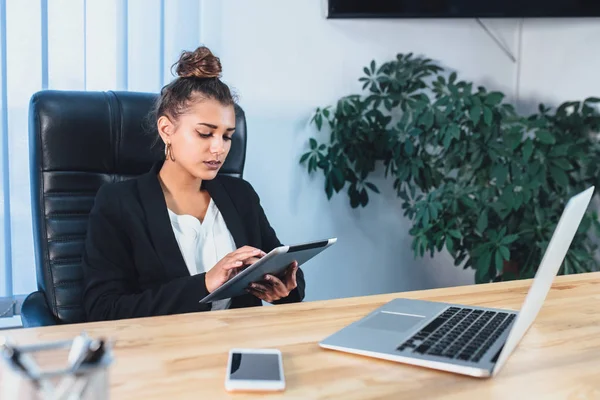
[229,352,281,381]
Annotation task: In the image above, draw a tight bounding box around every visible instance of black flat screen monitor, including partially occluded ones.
[327,0,600,19]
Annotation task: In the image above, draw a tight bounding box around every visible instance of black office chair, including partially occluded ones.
[21,90,248,327]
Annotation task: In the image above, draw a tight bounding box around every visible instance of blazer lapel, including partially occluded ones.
[136,162,249,281]
[204,178,260,307]
[203,178,249,248]
[137,161,190,280]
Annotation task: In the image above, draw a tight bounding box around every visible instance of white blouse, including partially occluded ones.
[167,198,237,311]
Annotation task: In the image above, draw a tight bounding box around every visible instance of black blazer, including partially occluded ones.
[82,161,305,321]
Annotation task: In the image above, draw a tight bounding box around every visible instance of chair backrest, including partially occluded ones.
[28,90,248,324]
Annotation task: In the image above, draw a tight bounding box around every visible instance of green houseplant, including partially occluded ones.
[300,53,600,283]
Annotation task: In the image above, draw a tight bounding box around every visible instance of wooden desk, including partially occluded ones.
[3,272,600,399]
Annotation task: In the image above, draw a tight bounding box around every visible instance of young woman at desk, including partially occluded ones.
[82,46,303,321]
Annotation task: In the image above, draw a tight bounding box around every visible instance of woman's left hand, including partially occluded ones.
[247,261,299,303]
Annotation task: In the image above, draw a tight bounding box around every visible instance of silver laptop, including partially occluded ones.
[320,186,595,378]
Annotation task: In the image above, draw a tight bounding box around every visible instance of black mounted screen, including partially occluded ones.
[327,0,600,19]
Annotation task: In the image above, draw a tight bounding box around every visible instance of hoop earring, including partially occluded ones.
[165,142,176,162]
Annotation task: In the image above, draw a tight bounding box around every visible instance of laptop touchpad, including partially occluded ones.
[359,312,424,332]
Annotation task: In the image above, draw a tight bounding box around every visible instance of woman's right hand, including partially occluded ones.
[205,246,266,293]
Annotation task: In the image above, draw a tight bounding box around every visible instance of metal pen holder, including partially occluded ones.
[0,332,113,400]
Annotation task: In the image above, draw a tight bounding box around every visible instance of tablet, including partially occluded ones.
[199,238,337,303]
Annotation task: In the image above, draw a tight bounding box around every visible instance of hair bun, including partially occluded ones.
[175,46,222,79]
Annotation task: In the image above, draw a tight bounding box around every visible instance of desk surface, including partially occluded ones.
[4,272,600,399]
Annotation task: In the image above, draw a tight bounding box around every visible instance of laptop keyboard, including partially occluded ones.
[397,307,516,362]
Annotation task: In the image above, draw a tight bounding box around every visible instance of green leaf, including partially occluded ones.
[443,130,453,148]
[535,207,545,225]
[505,129,522,151]
[360,188,368,207]
[499,246,510,261]
[310,109,319,124]
[429,203,438,220]
[300,152,310,164]
[350,190,359,208]
[404,140,414,155]
[317,153,329,169]
[499,190,514,211]
[449,84,459,98]
[449,72,457,84]
[548,144,569,157]
[332,168,345,191]
[513,191,523,210]
[472,243,491,258]
[475,252,492,283]
[494,250,504,273]
[483,107,493,126]
[325,176,333,199]
[584,97,600,103]
[310,138,317,150]
[363,67,371,76]
[446,236,454,254]
[460,195,476,209]
[550,166,569,187]
[365,182,380,193]
[498,225,506,238]
[422,207,430,227]
[485,92,504,106]
[448,229,462,239]
[448,123,460,139]
[551,158,572,171]
[501,234,519,245]
[582,104,595,116]
[412,235,420,258]
[491,164,508,186]
[315,113,323,130]
[477,211,488,233]
[536,130,556,144]
[469,105,482,125]
[522,138,533,162]
[384,99,393,111]
[309,156,317,173]
[421,110,434,129]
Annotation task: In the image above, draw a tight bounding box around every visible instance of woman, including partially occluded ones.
[82,46,304,321]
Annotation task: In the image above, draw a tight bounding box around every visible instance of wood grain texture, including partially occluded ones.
[3,272,600,399]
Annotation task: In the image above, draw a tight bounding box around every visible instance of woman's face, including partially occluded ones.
[158,97,236,180]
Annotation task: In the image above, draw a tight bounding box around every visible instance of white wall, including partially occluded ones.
[197,0,535,301]
[518,18,600,112]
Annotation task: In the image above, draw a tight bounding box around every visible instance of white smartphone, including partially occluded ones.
[224,348,285,392]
